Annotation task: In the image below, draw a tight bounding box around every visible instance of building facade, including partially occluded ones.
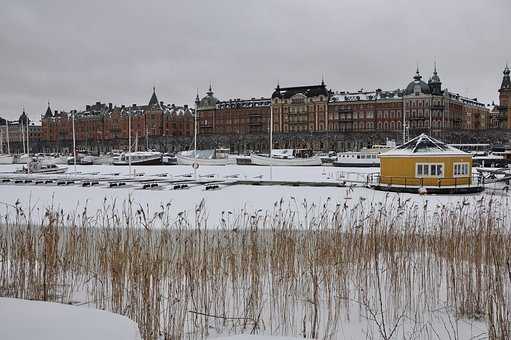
[2,66,505,155]
[198,86,271,136]
[40,88,195,153]
[498,65,511,129]
[0,112,42,154]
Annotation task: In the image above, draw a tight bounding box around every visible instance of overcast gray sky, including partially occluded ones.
[1,0,510,121]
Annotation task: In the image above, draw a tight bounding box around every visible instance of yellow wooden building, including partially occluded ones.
[379,134,473,187]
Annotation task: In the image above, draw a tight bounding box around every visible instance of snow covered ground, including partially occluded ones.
[0,164,507,226]
[0,298,141,340]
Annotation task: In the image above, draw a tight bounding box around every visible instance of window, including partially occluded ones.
[454,162,470,177]
[416,163,444,178]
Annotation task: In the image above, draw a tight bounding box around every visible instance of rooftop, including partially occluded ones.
[381,134,468,156]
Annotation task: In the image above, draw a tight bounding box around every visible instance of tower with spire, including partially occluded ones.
[499,64,511,128]
[148,86,160,108]
[428,63,442,95]
[44,102,53,119]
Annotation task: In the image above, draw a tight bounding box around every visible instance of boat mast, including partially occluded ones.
[26,120,29,156]
[194,90,199,180]
[270,96,273,180]
[128,110,132,176]
[5,120,10,155]
[194,92,198,156]
[72,111,77,172]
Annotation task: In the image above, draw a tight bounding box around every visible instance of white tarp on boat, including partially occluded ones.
[250,154,322,166]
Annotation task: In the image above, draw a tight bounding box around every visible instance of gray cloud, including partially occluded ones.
[1,0,510,121]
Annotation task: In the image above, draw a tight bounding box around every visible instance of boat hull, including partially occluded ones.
[113,156,162,166]
[176,154,231,166]
[250,154,322,166]
[0,155,14,165]
[333,161,380,168]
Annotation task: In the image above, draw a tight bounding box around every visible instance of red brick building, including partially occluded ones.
[197,86,271,135]
[40,88,194,152]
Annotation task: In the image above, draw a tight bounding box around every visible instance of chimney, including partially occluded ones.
[184,104,188,109]
[109,103,113,110]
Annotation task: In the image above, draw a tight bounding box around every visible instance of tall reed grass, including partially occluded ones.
[0,194,509,339]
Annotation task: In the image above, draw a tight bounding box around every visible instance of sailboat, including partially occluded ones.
[250,93,321,166]
[113,131,162,166]
[176,90,232,166]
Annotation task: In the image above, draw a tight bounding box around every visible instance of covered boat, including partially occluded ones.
[21,159,68,174]
[176,149,233,166]
[113,151,162,166]
[250,152,322,166]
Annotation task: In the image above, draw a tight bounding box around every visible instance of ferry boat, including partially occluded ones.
[333,151,380,167]
[113,151,162,166]
[333,141,396,168]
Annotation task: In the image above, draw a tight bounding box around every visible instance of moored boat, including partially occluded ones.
[176,154,232,166]
[333,151,380,167]
[13,154,31,164]
[113,151,162,166]
[176,149,233,166]
[20,160,68,174]
[0,154,14,165]
[250,153,322,166]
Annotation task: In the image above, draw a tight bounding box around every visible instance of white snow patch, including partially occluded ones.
[0,298,141,340]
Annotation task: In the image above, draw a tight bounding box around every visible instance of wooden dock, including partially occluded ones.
[0,170,508,193]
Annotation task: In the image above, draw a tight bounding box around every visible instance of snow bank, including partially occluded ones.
[209,336,301,340]
[0,298,141,340]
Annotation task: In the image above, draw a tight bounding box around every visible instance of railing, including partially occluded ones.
[368,174,485,188]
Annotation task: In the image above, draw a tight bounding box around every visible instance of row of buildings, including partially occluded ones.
[1,66,510,154]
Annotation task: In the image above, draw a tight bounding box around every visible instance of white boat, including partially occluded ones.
[333,151,380,167]
[13,154,31,164]
[0,154,13,165]
[67,154,94,165]
[333,140,396,168]
[21,160,68,174]
[473,153,508,168]
[113,151,162,166]
[250,153,322,166]
[93,154,115,165]
[176,154,232,166]
[176,149,233,166]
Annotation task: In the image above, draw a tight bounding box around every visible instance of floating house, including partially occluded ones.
[376,134,481,193]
